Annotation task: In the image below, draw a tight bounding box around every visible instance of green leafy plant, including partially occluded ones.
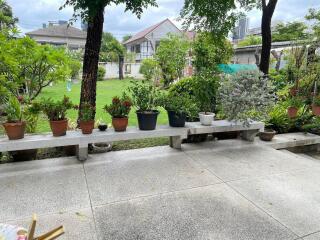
[313,95,320,106]
[40,96,74,121]
[161,92,198,117]
[4,96,22,122]
[128,80,162,112]
[24,101,41,133]
[288,96,303,108]
[139,58,160,82]
[79,102,95,121]
[104,94,132,118]
[97,66,106,81]
[219,70,275,126]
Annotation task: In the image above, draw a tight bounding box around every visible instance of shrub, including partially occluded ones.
[128,80,162,112]
[104,94,132,118]
[139,58,160,82]
[97,66,106,81]
[40,96,74,121]
[79,102,95,121]
[4,96,22,123]
[219,70,275,126]
[161,92,198,117]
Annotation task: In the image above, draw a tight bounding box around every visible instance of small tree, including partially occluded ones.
[155,34,189,87]
[139,58,160,82]
[238,35,262,47]
[0,0,18,30]
[272,21,309,42]
[0,35,71,100]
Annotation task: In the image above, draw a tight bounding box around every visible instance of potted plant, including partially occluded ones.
[78,102,95,134]
[199,112,215,126]
[161,92,198,127]
[287,97,301,119]
[129,81,161,130]
[104,94,132,132]
[312,95,320,116]
[40,96,74,137]
[2,96,25,140]
[259,128,277,141]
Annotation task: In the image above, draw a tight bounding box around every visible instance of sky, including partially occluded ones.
[7,0,320,40]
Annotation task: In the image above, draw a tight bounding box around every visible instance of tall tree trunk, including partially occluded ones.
[119,55,124,80]
[79,6,104,120]
[260,0,278,75]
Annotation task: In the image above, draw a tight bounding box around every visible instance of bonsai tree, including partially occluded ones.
[219,70,275,126]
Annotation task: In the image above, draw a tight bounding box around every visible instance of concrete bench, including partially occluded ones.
[0,120,264,161]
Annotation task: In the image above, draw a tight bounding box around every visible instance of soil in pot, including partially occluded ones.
[9,149,37,161]
[112,117,128,132]
[50,119,68,137]
[259,129,276,141]
[287,107,298,118]
[136,110,159,131]
[167,110,186,127]
[3,121,26,140]
[80,120,95,134]
[312,105,320,116]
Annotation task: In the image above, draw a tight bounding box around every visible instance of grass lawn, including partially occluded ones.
[36,79,168,133]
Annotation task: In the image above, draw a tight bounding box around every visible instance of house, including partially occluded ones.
[26,22,87,50]
[123,19,182,63]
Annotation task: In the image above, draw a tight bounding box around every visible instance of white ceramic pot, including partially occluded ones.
[199,112,215,126]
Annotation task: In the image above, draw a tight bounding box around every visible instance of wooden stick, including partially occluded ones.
[35,226,64,240]
[27,214,37,240]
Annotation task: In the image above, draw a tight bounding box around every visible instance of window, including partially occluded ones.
[130,45,135,52]
[135,44,141,53]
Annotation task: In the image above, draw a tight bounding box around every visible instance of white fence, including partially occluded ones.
[99,62,143,79]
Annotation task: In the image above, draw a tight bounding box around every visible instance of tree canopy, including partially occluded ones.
[272,21,309,42]
[100,32,125,62]
[238,35,262,47]
[0,0,18,30]
[306,8,320,39]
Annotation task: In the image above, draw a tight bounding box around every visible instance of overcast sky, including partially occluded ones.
[7,0,320,40]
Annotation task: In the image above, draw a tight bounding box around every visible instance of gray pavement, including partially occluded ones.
[1,139,320,239]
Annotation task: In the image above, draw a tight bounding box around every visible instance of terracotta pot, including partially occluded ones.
[287,107,298,118]
[80,120,95,134]
[49,119,68,137]
[3,121,26,140]
[112,117,128,132]
[312,104,320,116]
[259,129,276,142]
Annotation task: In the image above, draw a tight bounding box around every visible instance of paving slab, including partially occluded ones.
[230,167,320,236]
[185,144,320,182]
[93,184,297,240]
[84,148,221,206]
[0,158,90,222]
[302,232,320,240]
[8,209,97,240]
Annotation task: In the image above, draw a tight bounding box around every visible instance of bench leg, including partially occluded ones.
[241,130,259,142]
[77,144,88,161]
[170,136,182,149]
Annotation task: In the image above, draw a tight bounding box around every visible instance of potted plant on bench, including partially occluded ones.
[104,94,132,132]
[161,92,197,127]
[287,96,301,119]
[78,102,95,134]
[129,81,161,130]
[2,96,26,140]
[40,96,74,137]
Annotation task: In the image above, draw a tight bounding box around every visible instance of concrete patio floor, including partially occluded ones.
[1,139,320,240]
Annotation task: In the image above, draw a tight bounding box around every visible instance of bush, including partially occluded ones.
[139,58,160,82]
[40,96,74,121]
[219,70,275,126]
[169,73,220,117]
[97,66,106,81]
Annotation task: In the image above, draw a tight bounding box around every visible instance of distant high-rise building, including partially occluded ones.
[233,17,249,41]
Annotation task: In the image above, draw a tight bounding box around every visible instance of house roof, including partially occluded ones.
[26,25,87,39]
[123,18,180,45]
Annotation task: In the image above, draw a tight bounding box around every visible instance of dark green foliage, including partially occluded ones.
[0,0,18,30]
[79,102,95,121]
[272,21,309,42]
[40,96,74,121]
[97,66,106,81]
[104,94,132,118]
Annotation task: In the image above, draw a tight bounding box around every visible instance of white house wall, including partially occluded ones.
[100,62,143,79]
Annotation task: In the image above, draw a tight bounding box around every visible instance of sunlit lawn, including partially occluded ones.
[36,79,168,133]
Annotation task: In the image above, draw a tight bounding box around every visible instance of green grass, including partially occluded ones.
[36,79,168,133]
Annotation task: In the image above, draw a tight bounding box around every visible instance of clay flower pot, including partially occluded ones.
[259,129,276,142]
[49,119,68,137]
[80,120,95,134]
[112,117,128,132]
[287,107,298,118]
[312,104,320,116]
[3,121,26,140]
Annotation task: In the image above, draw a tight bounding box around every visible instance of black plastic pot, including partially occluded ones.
[167,110,186,127]
[136,110,159,130]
